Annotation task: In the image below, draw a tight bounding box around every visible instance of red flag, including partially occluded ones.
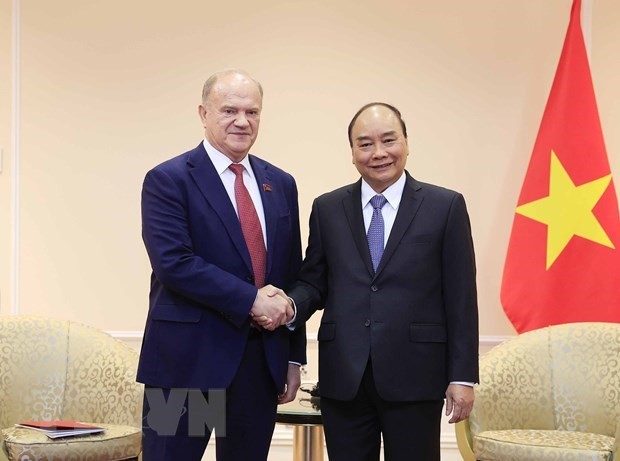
[501,0,620,333]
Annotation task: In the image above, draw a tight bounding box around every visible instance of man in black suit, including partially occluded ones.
[287,102,479,460]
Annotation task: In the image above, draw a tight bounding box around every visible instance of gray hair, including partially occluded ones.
[201,69,264,106]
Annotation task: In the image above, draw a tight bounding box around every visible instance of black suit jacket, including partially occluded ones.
[289,172,478,401]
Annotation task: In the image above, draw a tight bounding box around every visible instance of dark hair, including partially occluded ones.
[347,102,408,147]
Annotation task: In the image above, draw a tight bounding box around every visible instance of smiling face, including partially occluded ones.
[350,105,409,193]
[198,72,262,162]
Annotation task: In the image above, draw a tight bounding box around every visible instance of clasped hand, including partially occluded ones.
[249,285,294,331]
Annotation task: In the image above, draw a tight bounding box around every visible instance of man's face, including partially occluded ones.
[350,105,409,193]
[199,74,262,162]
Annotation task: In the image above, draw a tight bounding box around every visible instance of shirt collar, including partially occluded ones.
[202,139,254,178]
[361,172,406,210]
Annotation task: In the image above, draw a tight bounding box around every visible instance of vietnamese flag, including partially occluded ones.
[501,0,620,333]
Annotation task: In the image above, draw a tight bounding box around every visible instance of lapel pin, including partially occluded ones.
[263,184,272,192]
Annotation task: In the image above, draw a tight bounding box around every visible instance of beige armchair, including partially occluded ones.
[456,322,620,461]
[0,316,143,461]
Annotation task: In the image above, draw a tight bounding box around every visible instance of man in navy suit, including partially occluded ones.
[286,102,479,460]
[137,70,305,461]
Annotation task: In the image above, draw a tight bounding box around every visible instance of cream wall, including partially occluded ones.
[593,0,620,189]
[8,0,589,329]
[2,0,620,459]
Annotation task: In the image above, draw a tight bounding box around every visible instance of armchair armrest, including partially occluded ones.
[456,419,476,461]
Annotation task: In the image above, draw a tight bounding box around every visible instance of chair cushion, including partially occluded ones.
[1,423,141,461]
[474,429,615,461]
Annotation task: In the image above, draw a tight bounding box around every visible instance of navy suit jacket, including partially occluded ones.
[137,143,305,392]
[289,172,478,401]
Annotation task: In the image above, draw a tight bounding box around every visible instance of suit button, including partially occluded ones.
[364,319,371,327]
[371,285,378,292]
[246,276,254,283]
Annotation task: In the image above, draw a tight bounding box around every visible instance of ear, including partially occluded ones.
[198,105,207,125]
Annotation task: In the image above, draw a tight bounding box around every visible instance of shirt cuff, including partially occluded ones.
[450,381,474,387]
[286,297,297,331]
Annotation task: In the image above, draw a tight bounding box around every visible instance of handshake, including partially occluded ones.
[249,285,294,331]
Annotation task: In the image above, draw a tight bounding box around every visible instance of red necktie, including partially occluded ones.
[229,164,266,288]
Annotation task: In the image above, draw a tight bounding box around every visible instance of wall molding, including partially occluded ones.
[10,0,21,315]
[307,332,511,346]
[107,330,144,341]
[108,331,512,348]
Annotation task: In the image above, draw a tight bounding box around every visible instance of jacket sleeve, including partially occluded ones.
[141,166,257,328]
[285,177,307,365]
[442,193,479,383]
[288,198,328,324]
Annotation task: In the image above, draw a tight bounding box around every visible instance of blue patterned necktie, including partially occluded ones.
[367,194,387,272]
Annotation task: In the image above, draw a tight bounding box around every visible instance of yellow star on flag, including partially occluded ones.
[516,150,614,270]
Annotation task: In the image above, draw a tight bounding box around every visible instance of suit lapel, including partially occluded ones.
[187,144,253,274]
[343,180,375,278]
[249,155,277,278]
[375,173,423,278]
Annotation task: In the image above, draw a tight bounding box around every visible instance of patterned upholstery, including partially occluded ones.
[456,322,620,461]
[0,316,143,461]
[2,424,141,461]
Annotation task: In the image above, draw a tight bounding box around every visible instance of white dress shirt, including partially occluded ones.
[361,173,406,241]
[203,139,267,249]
